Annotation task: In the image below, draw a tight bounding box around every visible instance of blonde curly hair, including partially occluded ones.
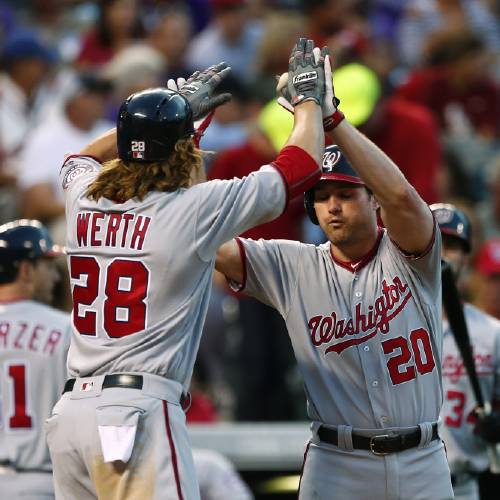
[86,139,202,202]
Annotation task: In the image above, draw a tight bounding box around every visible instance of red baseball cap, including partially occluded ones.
[476,239,500,276]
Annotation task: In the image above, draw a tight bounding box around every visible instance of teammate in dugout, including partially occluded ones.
[0,220,71,499]
[431,203,500,500]
[216,52,454,499]
[46,38,327,499]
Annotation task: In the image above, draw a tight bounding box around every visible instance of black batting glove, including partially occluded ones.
[180,62,232,120]
[474,412,500,443]
[287,38,326,107]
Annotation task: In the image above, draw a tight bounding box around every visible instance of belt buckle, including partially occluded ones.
[369,434,391,456]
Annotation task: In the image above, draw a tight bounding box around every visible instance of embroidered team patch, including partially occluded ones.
[62,159,98,190]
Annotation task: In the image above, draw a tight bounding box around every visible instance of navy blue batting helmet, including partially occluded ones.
[117,88,195,163]
[0,220,61,284]
[430,203,472,253]
[304,145,364,225]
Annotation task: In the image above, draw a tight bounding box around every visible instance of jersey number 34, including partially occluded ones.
[70,256,149,338]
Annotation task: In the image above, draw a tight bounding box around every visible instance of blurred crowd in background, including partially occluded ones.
[0,0,498,423]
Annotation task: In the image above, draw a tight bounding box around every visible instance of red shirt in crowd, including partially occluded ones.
[76,29,114,68]
[208,142,305,241]
[396,67,498,137]
[367,97,443,204]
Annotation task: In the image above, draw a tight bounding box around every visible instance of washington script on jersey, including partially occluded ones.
[75,212,151,249]
[308,276,412,355]
[442,352,494,384]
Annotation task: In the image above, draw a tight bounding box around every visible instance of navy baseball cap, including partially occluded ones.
[319,145,364,185]
[2,31,57,64]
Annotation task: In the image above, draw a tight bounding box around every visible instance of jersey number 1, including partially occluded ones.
[3,363,33,429]
[70,256,149,338]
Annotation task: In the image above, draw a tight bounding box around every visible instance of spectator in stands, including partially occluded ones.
[396,0,500,68]
[76,0,145,70]
[251,11,305,104]
[477,156,500,240]
[186,0,262,80]
[208,100,307,421]
[333,62,444,204]
[19,72,113,245]
[397,29,498,138]
[148,5,193,81]
[303,0,369,66]
[474,239,500,320]
[102,43,166,118]
[199,74,253,153]
[0,30,56,224]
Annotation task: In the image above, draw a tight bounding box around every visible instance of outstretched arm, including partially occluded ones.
[328,120,433,255]
[79,128,117,162]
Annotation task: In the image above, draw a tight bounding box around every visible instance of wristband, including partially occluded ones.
[323,109,345,132]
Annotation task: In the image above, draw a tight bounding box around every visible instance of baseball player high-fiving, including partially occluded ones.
[0,220,71,499]
[46,40,326,500]
[216,49,453,499]
[432,203,500,500]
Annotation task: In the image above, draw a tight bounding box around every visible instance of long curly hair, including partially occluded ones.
[86,139,202,202]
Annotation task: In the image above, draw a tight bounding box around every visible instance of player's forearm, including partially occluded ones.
[328,121,415,208]
[215,240,244,284]
[79,128,117,162]
[285,101,324,166]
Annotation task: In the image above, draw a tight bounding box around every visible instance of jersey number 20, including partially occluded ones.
[382,328,436,385]
[70,256,149,338]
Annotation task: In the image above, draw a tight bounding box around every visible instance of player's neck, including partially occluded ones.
[330,228,381,264]
[0,282,33,303]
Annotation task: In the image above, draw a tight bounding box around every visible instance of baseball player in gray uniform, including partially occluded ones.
[0,220,71,499]
[431,203,500,500]
[216,52,453,500]
[46,39,327,500]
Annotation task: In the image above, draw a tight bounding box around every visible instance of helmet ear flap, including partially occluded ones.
[304,189,319,225]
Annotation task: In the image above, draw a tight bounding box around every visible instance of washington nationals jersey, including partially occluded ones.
[441,304,500,473]
[234,225,442,428]
[0,300,71,470]
[60,155,286,389]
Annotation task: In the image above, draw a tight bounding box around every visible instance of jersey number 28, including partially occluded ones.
[70,256,149,338]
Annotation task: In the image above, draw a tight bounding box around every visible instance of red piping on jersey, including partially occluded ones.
[390,217,437,261]
[61,153,103,171]
[232,238,247,292]
[329,227,384,273]
[297,441,311,497]
[162,400,184,500]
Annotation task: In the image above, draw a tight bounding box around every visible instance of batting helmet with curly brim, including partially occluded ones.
[0,220,62,284]
[304,145,364,225]
[430,203,472,253]
[117,88,195,163]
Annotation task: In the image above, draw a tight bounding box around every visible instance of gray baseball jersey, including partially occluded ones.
[0,299,71,470]
[441,303,500,473]
[233,225,443,428]
[59,155,286,390]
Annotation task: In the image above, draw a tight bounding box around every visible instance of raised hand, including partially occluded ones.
[177,63,232,120]
[286,38,326,107]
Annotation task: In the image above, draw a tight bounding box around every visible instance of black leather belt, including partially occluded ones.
[63,374,191,410]
[317,423,439,455]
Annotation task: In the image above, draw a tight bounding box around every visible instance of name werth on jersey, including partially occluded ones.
[0,320,63,355]
[308,276,412,355]
[442,353,493,383]
[76,212,151,250]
